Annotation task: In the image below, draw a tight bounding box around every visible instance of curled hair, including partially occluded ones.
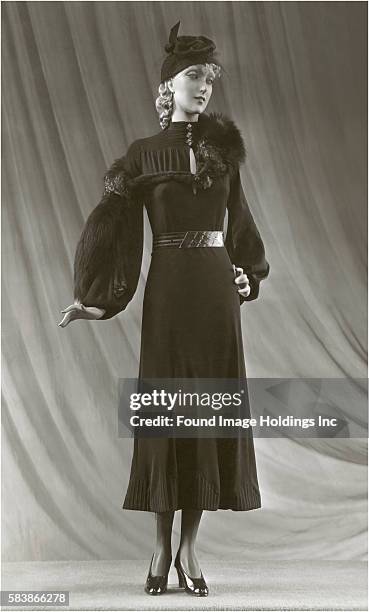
[155,63,222,130]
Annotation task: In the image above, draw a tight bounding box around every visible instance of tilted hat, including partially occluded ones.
[160,21,220,83]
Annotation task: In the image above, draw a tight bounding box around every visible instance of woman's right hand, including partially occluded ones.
[58,300,105,328]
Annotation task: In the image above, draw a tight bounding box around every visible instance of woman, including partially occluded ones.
[59,21,269,597]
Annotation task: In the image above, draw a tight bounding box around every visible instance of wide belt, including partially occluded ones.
[153,230,224,249]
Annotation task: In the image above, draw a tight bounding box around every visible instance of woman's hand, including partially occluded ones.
[233,265,251,298]
[58,300,105,328]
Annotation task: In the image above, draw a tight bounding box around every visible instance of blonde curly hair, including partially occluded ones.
[155,63,222,130]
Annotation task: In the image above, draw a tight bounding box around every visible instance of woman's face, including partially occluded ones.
[169,64,215,116]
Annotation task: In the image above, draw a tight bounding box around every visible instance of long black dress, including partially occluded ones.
[73,112,270,513]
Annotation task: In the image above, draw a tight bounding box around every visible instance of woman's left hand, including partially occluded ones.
[233,265,251,298]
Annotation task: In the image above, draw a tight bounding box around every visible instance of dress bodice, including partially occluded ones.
[129,120,231,234]
[73,112,270,319]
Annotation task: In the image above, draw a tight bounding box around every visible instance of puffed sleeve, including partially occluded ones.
[73,141,144,320]
[225,167,270,303]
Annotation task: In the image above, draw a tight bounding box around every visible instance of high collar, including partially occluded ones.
[167,120,201,133]
[165,119,201,147]
[168,119,200,125]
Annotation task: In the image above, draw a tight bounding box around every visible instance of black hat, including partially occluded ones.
[160,21,220,83]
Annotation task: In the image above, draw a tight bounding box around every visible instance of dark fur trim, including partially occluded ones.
[73,193,126,301]
[197,112,246,167]
[103,156,134,199]
[73,188,144,319]
[191,112,246,190]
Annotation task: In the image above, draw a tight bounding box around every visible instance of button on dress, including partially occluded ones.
[73,113,270,512]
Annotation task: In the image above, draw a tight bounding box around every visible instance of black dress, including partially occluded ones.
[73,112,270,513]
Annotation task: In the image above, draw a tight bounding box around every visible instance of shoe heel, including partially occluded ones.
[176,566,186,588]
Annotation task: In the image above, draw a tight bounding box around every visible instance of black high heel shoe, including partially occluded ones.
[144,553,171,595]
[174,551,209,597]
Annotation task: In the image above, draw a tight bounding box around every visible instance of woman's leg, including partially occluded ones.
[151,510,175,575]
[177,509,203,577]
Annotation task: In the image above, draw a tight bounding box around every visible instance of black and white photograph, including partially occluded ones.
[2,1,368,611]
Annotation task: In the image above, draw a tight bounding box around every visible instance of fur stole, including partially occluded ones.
[193,112,246,189]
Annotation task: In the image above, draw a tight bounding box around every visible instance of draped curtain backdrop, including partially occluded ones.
[2,1,367,561]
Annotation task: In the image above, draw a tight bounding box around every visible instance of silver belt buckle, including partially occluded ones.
[179,231,224,247]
